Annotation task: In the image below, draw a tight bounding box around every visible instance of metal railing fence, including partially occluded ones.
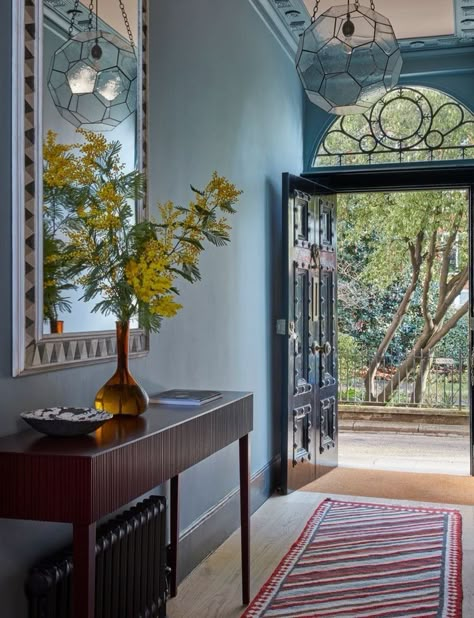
[338,347,469,409]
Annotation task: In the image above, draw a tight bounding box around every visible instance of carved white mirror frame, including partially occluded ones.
[12,0,149,376]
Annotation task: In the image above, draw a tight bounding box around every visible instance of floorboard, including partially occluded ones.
[168,485,474,617]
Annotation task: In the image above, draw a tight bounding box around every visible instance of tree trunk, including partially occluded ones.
[364,234,424,401]
[376,329,431,404]
[377,301,468,403]
[411,352,433,405]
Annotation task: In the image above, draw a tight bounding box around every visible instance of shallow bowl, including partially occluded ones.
[21,407,113,437]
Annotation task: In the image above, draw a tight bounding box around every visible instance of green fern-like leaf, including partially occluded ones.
[202,229,229,247]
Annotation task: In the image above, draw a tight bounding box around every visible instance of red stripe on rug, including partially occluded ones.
[241,499,463,618]
[285,557,442,581]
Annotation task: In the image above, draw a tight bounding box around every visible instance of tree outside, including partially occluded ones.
[338,188,469,407]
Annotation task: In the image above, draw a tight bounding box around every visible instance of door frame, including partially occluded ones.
[303,164,474,476]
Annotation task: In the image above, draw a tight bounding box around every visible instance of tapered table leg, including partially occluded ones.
[239,433,250,605]
[73,522,96,618]
[170,474,179,598]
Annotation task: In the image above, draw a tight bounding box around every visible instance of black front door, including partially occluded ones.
[280,173,338,493]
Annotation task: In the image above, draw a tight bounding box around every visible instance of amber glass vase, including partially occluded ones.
[94,321,149,416]
[50,319,64,334]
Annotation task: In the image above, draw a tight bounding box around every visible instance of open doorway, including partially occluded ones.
[280,85,474,489]
[337,188,470,475]
[302,84,474,480]
[279,172,474,493]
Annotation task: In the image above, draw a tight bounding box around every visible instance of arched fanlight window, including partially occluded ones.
[314,86,474,167]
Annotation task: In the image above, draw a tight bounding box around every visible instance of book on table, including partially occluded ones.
[149,389,222,406]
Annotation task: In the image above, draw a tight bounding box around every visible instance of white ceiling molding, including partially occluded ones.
[454,0,474,39]
[249,0,472,59]
[247,0,310,61]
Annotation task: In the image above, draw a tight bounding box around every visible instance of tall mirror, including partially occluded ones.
[12,0,149,375]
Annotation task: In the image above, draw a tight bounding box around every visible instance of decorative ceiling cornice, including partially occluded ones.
[248,0,474,63]
[454,0,474,39]
[247,0,310,60]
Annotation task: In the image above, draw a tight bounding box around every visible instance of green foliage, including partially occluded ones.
[339,190,467,289]
[42,162,77,322]
[43,130,242,331]
[437,313,469,360]
[42,229,76,321]
[338,189,468,362]
[338,333,360,359]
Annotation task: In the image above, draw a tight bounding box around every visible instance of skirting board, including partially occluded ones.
[177,455,280,583]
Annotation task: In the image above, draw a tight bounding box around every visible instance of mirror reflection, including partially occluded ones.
[42,0,140,335]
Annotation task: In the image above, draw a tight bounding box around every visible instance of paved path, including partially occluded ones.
[339,430,471,476]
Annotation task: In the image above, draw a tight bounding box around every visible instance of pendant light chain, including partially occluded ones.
[50,0,139,131]
[65,0,137,49]
[310,1,376,27]
[311,0,320,23]
[118,0,135,49]
[88,1,95,32]
[68,0,81,38]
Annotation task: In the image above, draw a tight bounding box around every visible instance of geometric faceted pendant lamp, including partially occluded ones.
[296,0,403,115]
[48,0,138,131]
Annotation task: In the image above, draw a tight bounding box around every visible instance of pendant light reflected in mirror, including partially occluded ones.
[47,0,138,131]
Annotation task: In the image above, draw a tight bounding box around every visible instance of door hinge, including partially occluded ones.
[276,319,287,335]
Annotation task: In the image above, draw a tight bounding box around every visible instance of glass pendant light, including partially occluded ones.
[296,0,403,115]
[47,0,138,131]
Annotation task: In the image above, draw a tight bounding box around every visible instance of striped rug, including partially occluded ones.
[242,499,462,618]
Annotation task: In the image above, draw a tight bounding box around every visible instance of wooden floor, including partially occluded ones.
[167,469,474,618]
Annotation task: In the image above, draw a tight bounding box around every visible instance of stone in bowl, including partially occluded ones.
[21,407,113,437]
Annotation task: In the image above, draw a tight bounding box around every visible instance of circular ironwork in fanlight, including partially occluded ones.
[359,134,376,153]
[296,3,403,116]
[48,30,137,131]
[314,86,474,167]
[369,87,433,150]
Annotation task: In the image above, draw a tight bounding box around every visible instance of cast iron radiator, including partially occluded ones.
[25,495,168,618]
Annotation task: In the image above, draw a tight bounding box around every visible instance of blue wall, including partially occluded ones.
[0,0,303,615]
[303,45,474,170]
[147,0,304,529]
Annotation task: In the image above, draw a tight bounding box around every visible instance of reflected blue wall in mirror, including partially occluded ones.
[42,0,140,335]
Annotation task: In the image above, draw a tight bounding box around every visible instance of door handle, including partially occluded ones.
[310,244,320,269]
[288,321,298,341]
[311,341,332,355]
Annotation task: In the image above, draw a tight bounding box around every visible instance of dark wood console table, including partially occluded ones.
[0,391,253,618]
